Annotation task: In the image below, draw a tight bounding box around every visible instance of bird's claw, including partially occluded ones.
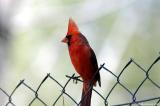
[73,76,81,84]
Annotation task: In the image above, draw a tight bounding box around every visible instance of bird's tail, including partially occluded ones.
[80,82,93,106]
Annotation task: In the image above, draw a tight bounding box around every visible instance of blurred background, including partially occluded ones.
[0,0,160,105]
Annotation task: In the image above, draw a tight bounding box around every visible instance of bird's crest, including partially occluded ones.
[67,18,79,35]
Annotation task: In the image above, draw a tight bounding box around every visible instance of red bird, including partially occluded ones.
[61,18,101,106]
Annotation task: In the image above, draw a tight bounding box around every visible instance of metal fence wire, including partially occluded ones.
[0,55,160,106]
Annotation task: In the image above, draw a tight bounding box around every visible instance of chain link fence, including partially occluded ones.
[0,55,160,106]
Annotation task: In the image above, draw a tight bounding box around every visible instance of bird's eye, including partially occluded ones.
[66,35,72,40]
[65,35,72,46]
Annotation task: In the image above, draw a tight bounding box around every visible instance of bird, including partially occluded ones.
[61,18,101,106]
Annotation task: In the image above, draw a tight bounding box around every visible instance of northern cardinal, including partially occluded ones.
[61,18,101,106]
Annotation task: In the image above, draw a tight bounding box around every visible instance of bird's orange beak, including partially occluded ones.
[61,37,68,43]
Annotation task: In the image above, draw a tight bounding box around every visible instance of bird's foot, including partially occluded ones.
[72,76,81,84]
